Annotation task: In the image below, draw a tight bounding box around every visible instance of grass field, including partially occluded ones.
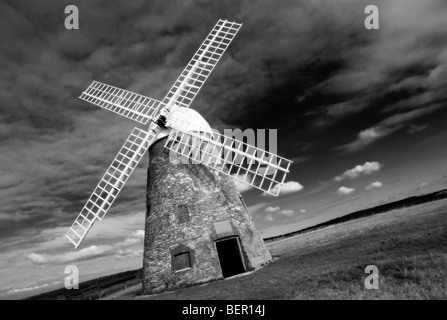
[131,198,447,300]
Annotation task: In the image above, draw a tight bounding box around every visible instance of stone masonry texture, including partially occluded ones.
[142,137,272,294]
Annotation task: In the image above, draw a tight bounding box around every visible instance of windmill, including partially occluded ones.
[65,19,293,261]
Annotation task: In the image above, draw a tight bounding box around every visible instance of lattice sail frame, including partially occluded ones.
[164,119,292,197]
[66,127,157,248]
[78,20,242,127]
[162,19,242,109]
[79,81,162,125]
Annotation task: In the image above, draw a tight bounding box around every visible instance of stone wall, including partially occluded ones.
[142,138,272,294]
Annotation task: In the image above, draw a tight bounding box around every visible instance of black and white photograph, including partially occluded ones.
[0,0,446,305]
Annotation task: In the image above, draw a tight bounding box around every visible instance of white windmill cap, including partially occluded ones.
[155,106,214,142]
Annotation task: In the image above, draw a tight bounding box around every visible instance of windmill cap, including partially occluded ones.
[155,107,214,143]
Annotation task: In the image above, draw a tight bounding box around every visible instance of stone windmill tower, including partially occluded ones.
[65,20,292,294]
[142,110,273,294]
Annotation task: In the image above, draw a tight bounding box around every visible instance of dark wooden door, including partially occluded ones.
[215,237,245,277]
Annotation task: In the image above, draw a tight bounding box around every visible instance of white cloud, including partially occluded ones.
[359,127,382,140]
[26,228,146,266]
[335,161,382,181]
[265,206,280,212]
[117,229,145,246]
[263,181,303,196]
[300,209,307,213]
[133,230,145,238]
[114,249,143,260]
[264,206,294,217]
[27,245,115,265]
[247,202,270,215]
[265,214,274,221]
[232,174,253,193]
[335,106,442,153]
[337,186,355,196]
[82,211,145,241]
[365,181,383,191]
[8,283,49,294]
[419,182,429,189]
[279,210,294,216]
[335,127,391,153]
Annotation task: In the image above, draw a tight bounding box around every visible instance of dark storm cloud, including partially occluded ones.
[334,105,443,153]
[0,0,370,232]
[408,123,428,134]
[306,0,447,135]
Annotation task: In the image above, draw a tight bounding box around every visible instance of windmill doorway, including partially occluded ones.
[215,236,246,278]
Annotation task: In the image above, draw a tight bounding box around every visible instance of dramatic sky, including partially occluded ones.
[1,0,447,299]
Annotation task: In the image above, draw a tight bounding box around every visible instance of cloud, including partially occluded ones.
[26,228,145,266]
[265,206,280,212]
[265,214,274,222]
[408,124,428,134]
[337,186,355,196]
[300,209,307,213]
[7,283,49,294]
[117,229,145,246]
[335,161,382,181]
[0,214,146,299]
[114,249,143,260]
[232,174,253,193]
[365,181,383,191]
[264,206,294,217]
[334,126,395,153]
[280,181,304,194]
[27,245,115,265]
[359,127,382,140]
[312,100,369,128]
[335,106,442,153]
[263,181,303,196]
[246,202,270,216]
[419,182,429,189]
[279,210,294,216]
[290,155,312,165]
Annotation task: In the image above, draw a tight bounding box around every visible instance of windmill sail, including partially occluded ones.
[66,127,158,248]
[79,81,162,125]
[164,124,292,196]
[66,19,263,249]
[77,20,241,124]
[162,19,242,109]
